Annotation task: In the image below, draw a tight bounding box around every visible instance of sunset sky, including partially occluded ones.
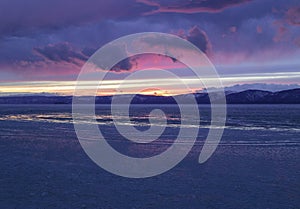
[0,0,300,95]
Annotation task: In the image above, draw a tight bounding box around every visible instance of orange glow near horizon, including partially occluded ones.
[139,88,170,96]
[0,71,300,96]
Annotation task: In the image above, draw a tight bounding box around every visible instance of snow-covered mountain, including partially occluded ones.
[200,83,300,93]
[0,88,299,104]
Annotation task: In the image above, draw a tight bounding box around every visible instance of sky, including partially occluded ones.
[0,0,300,95]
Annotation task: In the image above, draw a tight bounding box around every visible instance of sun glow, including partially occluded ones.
[1,71,300,96]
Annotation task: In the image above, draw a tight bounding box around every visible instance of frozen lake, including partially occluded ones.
[0,104,299,208]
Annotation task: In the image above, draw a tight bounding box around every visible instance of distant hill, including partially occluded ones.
[225,89,300,104]
[199,83,300,93]
[0,89,299,104]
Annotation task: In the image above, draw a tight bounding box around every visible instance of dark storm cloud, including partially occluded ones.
[0,0,154,37]
[138,0,252,14]
[136,26,212,55]
[104,26,212,72]
[0,0,300,81]
[34,42,87,65]
[111,59,135,72]
[185,26,212,56]
[0,0,275,38]
[81,47,97,57]
[82,44,137,72]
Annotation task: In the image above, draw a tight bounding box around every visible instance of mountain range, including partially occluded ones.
[199,83,300,93]
[0,88,299,104]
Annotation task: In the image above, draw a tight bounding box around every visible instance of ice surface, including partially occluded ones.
[0,104,299,208]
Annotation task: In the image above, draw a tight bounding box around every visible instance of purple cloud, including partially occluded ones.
[286,6,300,26]
[272,5,300,43]
[34,42,87,65]
[0,0,299,83]
[0,0,154,37]
[137,0,252,14]
[184,26,212,56]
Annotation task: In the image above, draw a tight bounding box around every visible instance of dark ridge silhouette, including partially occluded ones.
[0,88,299,104]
